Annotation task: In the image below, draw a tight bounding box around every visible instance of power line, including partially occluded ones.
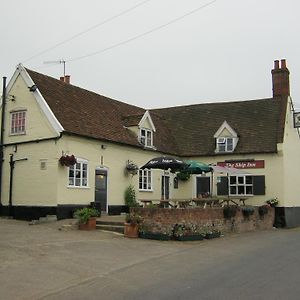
[67,0,217,63]
[22,0,152,63]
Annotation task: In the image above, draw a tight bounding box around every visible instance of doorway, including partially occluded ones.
[161,175,170,200]
[196,176,211,198]
[95,169,108,212]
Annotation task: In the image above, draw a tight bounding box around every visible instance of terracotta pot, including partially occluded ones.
[78,217,96,230]
[124,223,139,238]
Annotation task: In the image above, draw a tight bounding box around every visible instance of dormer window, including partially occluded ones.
[140,128,153,147]
[217,137,233,152]
[214,121,238,153]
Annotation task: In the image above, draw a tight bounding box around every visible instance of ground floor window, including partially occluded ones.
[217,175,265,196]
[68,160,88,187]
[139,169,152,191]
[229,175,253,196]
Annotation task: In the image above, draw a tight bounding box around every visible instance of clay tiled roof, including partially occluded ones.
[151,97,287,156]
[27,69,145,147]
[27,68,286,156]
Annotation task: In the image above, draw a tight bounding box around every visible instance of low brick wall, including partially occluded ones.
[132,206,274,235]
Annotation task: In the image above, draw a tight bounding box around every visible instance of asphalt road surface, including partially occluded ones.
[1,218,300,300]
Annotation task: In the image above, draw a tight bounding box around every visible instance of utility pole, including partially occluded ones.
[0,76,7,207]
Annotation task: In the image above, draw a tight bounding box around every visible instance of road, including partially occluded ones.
[1,218,300,300]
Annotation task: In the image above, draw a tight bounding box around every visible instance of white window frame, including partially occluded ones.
[10,110,26,135]
[229,175,253,196]
[217,137,234,152]
[139,169,152,191]
[68,159,89,188]
[140,128,153,147]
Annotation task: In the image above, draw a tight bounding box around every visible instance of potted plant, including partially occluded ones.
[266,197,278,207]
[125,161,139,175]
[223,205,238,219]
[139,223,173,240]
[176,171,191,181]
[258,204,269,217]
[59,154,77,167]
[74,207,100,230]
[242,206,255,218]
[173,223,206,241]
[124,214,143,238]
[205,229,221,239]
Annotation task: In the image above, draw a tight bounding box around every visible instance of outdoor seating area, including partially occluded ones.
[139,197,248,209]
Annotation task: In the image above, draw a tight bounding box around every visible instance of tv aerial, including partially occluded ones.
[43,59,66,77]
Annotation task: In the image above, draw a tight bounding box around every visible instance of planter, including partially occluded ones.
[78,217,96,230]
[124,223,139,238]
[205,231,221,239]
[174,234,205,241]
[139,232,172,241]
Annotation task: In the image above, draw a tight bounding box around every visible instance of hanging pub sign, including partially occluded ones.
[217,160,265,169]
[293,112,300,128]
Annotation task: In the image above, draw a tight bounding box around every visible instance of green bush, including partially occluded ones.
[124,185,138,207]
[74,207,99,224]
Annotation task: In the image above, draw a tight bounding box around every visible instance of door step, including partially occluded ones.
[96,220,124,234]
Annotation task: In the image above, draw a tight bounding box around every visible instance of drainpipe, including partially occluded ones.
[0,77,7,206]
[9,154,27,217]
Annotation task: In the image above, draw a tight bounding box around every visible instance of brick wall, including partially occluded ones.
[132,206,274,234]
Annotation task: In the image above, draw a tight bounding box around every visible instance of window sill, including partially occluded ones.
[9,132,26,136]
[139,189,153,192]
[67,186,90,189]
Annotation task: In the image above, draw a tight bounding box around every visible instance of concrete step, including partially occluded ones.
[96,220,124,226]
[96,224,124,234]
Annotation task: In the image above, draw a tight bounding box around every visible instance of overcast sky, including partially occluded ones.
[1,0,299,109]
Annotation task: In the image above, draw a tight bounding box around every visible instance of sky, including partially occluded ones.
[1,0,300,109]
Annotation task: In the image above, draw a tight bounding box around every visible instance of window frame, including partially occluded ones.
[139,169,153,191]
[228,175,253,196]
[217,137,234,153]
[10,110,26,135]
[140,128,153,147]
[68,159,89,188]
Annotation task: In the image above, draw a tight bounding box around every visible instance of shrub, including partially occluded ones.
[124,185,138,207]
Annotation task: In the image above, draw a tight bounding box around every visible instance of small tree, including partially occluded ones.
[124,185,138,207]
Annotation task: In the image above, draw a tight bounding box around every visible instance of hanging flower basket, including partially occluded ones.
[125,161,139,175]
[59,154,77,167]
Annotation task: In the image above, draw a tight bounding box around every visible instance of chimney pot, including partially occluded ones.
[64,75,70,84]
[271,59,290,97]
[281,59,286,68]
[60,76,64,82]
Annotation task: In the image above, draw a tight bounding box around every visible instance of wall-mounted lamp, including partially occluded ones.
[28,84,37,92]
[101,144,107,150]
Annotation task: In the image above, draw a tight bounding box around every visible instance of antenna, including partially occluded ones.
[43,59,66,77]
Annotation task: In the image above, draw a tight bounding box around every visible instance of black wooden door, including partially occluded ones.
[95,169,107,212]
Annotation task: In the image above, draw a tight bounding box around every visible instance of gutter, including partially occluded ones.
[0,77,7,206]
[3,134,62,147]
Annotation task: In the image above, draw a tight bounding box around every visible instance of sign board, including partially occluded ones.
[293,112,300,128]
[217,160,265,169]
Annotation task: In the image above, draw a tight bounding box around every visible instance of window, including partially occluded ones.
[229,175,253,196]
[10,111,26,135]
[68,160,88,187]
[217,137,233,152]
[140,128,153,147]
[139,169,152,191]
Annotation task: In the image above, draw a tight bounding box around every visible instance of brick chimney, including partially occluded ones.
[271,59,290,97]
[59,75,71,84]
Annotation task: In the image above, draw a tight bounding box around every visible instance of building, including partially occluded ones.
[0,59,299,227]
